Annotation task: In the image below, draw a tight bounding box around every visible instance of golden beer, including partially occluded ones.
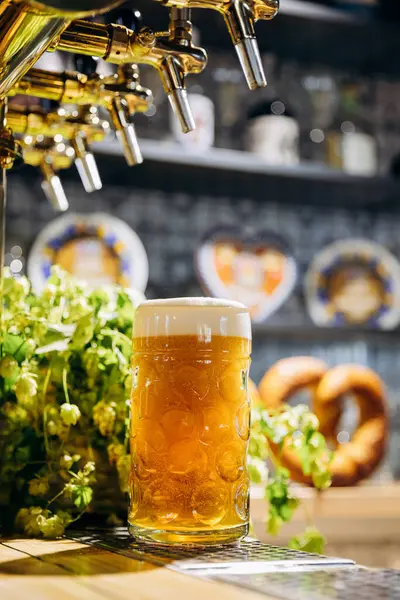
[128,298,252,544]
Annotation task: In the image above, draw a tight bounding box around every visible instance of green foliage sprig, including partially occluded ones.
[0,267,135,538]
[248,403,332,552]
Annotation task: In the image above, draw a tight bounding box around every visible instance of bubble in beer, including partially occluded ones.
[138,379,163,418]
[199,404,231,445]
[134,453,153,480]
[216,442,245,482]
[235,400,251,441]
[136,418,166,452]
[129,476,141,520]
[191,483,228,526]
[144,480,178,524]
[130,402,140,438]
[234,478,250,521]
[161,408,196,441]
[134,419,167,480]
[219,365,247,405]
[171,364,210,401]
[168,439,208,478]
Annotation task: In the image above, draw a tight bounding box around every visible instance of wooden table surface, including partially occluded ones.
[0,538,273,600]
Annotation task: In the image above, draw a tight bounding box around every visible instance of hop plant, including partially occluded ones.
[93,400,117,436]
[28,476,50,497]
[0,355,19,379]
[15,507,48,537]
[38,514,67,539]
[0,267,135,538]
[249,403,332,552]
[15,373,37,406]
[60,403,81,426]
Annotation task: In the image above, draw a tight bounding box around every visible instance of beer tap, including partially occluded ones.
[40,156,69,212]
[6,105,109,144]
[71,56,103,191]
[0,0,125,100]
[106,64,147,165]
[11,60,153,166]
[105,9,145,163]
[152,0,278,90]
[10,101,110,207]
[22,137,74,211]
[48,10,207,133]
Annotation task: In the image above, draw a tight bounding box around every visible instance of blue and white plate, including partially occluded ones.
[28,212,148,294]
[305,239,400,329]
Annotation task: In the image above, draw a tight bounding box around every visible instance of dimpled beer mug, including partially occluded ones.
[128,298,252,544]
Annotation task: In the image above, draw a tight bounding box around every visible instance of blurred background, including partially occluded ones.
[6,1,400,559]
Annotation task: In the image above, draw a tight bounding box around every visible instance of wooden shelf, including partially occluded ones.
[252,323,400,344]
[91,138,400,209]
[94,138,397,187]
[279,0,360,23]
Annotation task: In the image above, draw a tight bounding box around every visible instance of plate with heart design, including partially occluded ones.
[195,226,297,323]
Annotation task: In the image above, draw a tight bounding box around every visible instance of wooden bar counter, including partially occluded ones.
[2,483,400,599]
[0,538,269,600]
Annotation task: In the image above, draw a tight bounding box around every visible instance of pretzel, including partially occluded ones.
[259,358,388,486]
[314,364,388,486]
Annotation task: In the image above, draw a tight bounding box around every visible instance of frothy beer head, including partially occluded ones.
[134,297,251,340]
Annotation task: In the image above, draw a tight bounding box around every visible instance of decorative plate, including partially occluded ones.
[195,226,297,323]
[305,239,400,329]
[28,212,148,294]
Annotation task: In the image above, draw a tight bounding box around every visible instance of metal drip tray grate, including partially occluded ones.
[221,568,400,600]
[68,529,400,598]
[68,527,353,574]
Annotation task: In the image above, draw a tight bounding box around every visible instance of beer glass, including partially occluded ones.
[128,298,252,545]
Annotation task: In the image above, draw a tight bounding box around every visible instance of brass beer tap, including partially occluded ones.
[49,10,207,133]
[0,0,280,223]
[0,0,125,100]
[40,156,70,212]
[6,105,109,144]
[11,61,153,165]
[152,0,279,89]
[22,137,75,211]
[10,105,109,198]
[105,63,151,165]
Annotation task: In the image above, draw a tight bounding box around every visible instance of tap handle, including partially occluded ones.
[224,1,266,90]
[40,159,69,212]
[169,7,192,41]
[109,96,142,166]
[72,133,102,193]
[160,56,195,134]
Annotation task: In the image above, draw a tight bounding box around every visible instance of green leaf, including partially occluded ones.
[72,485,93,510]
[3,334,28,363]
[289,527,326,554]
[70,314,95,350]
